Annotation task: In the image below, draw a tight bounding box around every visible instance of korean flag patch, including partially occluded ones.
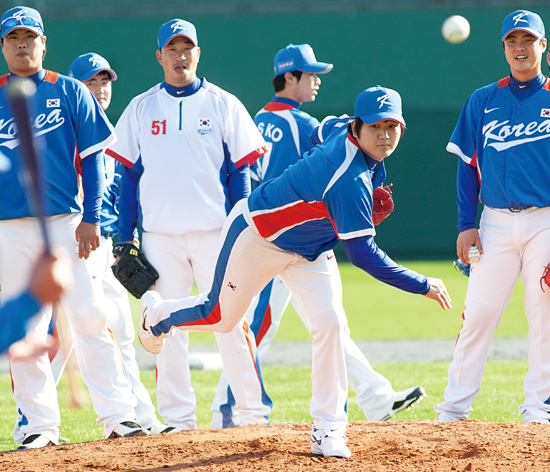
[541,108,550,118]
[47,99,60,108]
[197,118,212,135]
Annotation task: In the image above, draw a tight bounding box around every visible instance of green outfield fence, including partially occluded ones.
[1,1,549,259]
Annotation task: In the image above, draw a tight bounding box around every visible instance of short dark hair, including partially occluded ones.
[347,117,364,137]
[272,70,303,93]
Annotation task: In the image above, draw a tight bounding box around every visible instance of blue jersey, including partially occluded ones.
[251,97,319,185]
[448,75,550,229]
[0,291,40,354]
[248,123,385,261]
[99,153,122,236]
[0,70,114,222]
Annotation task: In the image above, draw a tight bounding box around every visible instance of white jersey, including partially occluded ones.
[107,78,267,234]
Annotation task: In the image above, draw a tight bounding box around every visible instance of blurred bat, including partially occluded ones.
[7,78,51,254]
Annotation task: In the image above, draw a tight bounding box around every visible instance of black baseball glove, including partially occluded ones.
[112,243,159,299]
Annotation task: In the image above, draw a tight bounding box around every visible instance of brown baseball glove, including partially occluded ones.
[372,184,394,226]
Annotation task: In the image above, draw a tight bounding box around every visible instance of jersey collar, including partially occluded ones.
[271,96,301,109]
[8,69,46,86]
[161,77,205,97]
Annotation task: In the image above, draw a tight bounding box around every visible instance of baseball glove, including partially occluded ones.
[112,243,159,299]
[453,258,471,277]
[540,263,550,292]
[372,184,394,225]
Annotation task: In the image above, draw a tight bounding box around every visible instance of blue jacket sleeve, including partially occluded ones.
[80,150,105,225]
[228,164,251,208]
[0,291,41,354]
[457,158,480,232]
[117,163,141,242]
[342,236,430,295]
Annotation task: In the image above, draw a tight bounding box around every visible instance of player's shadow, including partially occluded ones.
[127,450,316,471]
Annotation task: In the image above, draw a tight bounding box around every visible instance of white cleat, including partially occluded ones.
[310,427,351,458]
[139,291,167,355]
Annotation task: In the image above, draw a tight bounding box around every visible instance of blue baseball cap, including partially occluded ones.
[157,19,198,49]
[354,86,406,127]
[274,44,333,76]
[1,6,44,38]
[68,53,118,81]
[501,10,545,40]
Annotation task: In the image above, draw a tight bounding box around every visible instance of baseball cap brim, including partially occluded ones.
[502,27,544,40]
[358,112,406,127]
[80,68,118,82]
[299,62,334,74]
[2,25,43,38]
[159,33,197,49]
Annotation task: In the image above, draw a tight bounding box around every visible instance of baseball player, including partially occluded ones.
[107,19,271,432]
[212,44,426,428]
[0,6,149,449]
[63,53,164,433]
[139,85,452,458]
[434,10,550,424]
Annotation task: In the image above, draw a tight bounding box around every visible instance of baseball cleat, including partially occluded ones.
[310,427,351,458]
[139,291,166,355]
[380,385,426,421]
[16,433,56,450]
[108,421,150,438]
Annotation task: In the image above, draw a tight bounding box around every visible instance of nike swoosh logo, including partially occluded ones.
[484,107,499,113]
[519,85,527,88]
[327,254,334,260]
[177,91,185,95]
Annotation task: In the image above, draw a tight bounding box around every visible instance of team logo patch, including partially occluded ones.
[197,118,212,135]
[541,109,550,118]
[46,99,60,108]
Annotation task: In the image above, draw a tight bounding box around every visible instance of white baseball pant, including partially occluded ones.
[435,206,550,421]
[146,200,348,434]
[142,228,270,430]
[0,214,139,441]
[211,269,395,426]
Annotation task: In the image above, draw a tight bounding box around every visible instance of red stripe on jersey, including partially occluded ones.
[497,77,510,88]
[106,148,134,168]
[543,76,550,91]
[255,305,271,347]
[234,145,269,168]
[347,134,360,149]
[262,102,295,112]
[177,302,222,328]
[0,74,8,88]
[253,200,330,239]
[470,150,478,168]
[44,70,59,84]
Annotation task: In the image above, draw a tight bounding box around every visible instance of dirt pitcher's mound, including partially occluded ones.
[2,420,550,471]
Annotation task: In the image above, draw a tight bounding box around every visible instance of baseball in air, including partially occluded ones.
[468,246,480,263]
[442,15,470,44]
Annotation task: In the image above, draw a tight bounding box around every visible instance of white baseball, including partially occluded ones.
[468,246,480,263]
[442,15,470,44]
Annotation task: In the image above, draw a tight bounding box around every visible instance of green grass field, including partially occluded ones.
[0,260,530,451]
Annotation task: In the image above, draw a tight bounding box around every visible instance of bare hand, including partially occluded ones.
[424,277,452,310]
[28,251,73,305]
[457,228,482,264]
[75,222,101,259]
